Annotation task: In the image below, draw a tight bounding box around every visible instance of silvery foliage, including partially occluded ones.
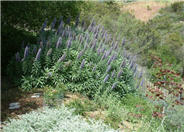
[3,105,117,132]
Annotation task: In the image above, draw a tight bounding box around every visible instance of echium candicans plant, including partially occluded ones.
[51,17,56,30]
[121,38,126,48]
[57,53,66,63]
[77,50,84,60]
[22,46,29,61]
[56,37,62,49]
[106,65,111,73]
[80,59,85,69]
[112,82,118,89]
[41,18,47,32]
[66,16,71,25]
[35,48,42,61]
[32,48,42,77]
[104,74,110,83]
[15,52,21,62]
[57,20,64,35]
[67,38,72,49]
[107,55,114,65]
[117,69,123,79]
[111,70,116,78]
[47,48,52,56]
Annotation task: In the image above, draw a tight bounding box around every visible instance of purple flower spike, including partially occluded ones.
[22,46,29,61]
[140,79,144,87]
[15,52,20,62]
[67,38,72,49]
[41,19,47,32]
[117,69,123,79]
[103,74,110,83]
[107,55,114,65]
[101,52,106,61]
[111,70,115,78]
[35,48,42,61]
[106,65,111,73]
[121,38,126,47]
[80,59,85,69]
[47,48,52,56]
[133,65,137,74]
[40,41,43,48]
[58,53,66,63]
[97,48,101,55]
[91,39,97,51]
[66,16,71,24]
[101,47,105,54]
[138,70,143,79]
[112,82,118,89]
[33,46,37,54]
[114,42,118,50]
[56,37,62,49]
[51,17,57,30]
[120,60,126,68]
[92,65,97,72]
[77,50,84,59]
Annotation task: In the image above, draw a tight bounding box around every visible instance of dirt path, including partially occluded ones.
[121,1,167,22]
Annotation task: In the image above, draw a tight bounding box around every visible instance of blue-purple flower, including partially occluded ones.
[56,37,62,49]
[58,53,66,63]
[51,17,56,30]
[67,38,72,49]
[47,48,52,56]
[106,65,111,73]
[121,38,126,47]
[80,59,85,69]
[15,52,20,62]
[41,19,47,32]
[117,69,123,79]
[35,48,42,61]
[22,46,29,61]
[112,82,118,89]
[77,50,84,59]
[103,74,110,83]
[111,70,115,78]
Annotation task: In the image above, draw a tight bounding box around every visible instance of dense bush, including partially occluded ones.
[7,17,140,99]
[3,105,117,132]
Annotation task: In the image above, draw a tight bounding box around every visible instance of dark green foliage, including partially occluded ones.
[1,1,85,32]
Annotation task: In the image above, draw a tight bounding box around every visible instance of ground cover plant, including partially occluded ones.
[3,105,117,132]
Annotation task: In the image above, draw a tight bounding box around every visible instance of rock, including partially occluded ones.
[9,102,20,109]
[31,93,41,98]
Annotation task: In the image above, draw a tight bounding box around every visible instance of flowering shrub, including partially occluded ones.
[7,16,140,99]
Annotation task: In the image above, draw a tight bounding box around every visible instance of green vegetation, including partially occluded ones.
[2,1,184,132]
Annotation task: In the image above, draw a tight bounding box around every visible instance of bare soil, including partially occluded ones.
[121,1,167,22]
